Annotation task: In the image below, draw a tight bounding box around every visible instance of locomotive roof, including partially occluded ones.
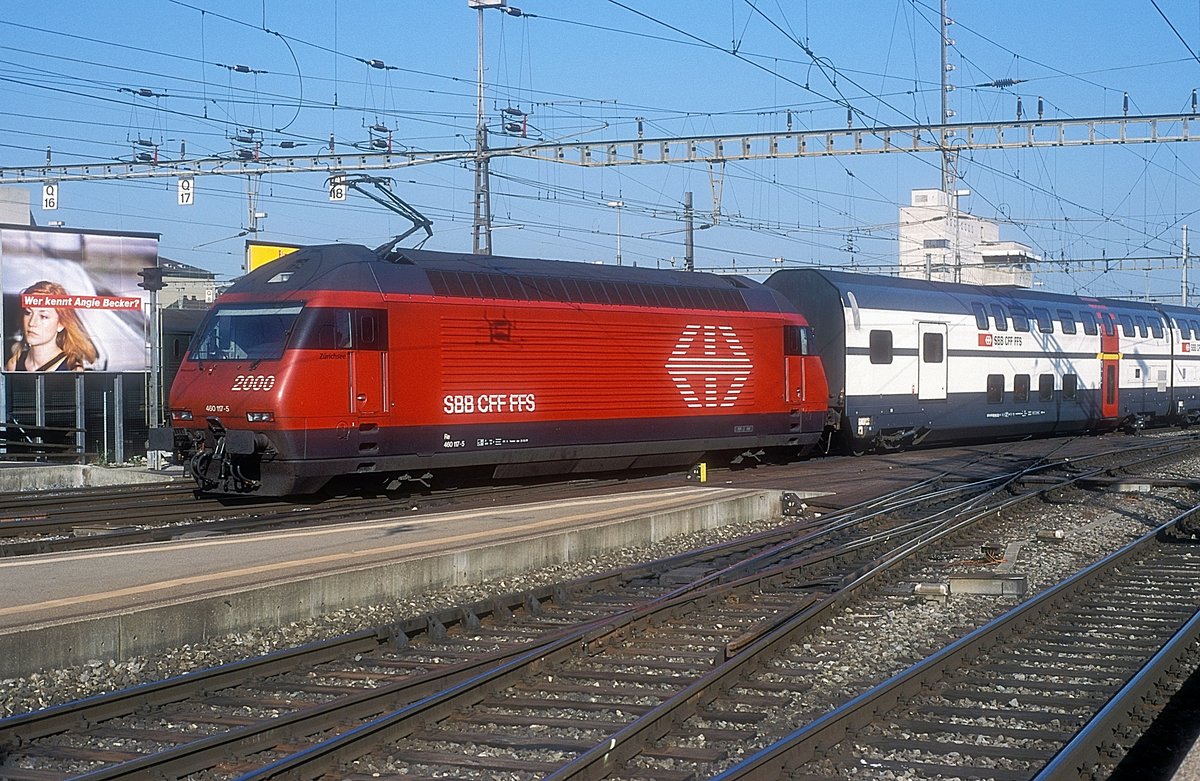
[226,243,798,315]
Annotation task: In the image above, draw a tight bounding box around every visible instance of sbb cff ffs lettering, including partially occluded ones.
[443,393,537,415]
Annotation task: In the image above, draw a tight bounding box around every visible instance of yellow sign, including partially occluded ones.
[245,241,304,272]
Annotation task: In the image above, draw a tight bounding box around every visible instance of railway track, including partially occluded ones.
[716,507,1200,781]
[3,442,1192,780]
[0,432,1195,558]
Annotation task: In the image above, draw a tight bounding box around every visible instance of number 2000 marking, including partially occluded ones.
[231,374,276,391]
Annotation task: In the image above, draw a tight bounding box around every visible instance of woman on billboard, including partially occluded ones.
[5,281,99,372]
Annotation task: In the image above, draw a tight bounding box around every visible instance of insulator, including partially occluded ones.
[371,138,388,149]
[1038,97,1044,119]
[279,140,298,149]
[370,123,389,134]
[367,59,387,69]
[1016,97,1023,120]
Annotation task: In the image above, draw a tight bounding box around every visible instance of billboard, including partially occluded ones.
[0,226,158,373]
[246,240,303,272]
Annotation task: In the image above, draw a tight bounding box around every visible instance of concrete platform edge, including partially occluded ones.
[0,489,780,678]
[0,464,177,492]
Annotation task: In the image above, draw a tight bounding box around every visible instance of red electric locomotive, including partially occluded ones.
[151,244,828,495]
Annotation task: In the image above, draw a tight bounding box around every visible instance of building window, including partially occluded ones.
[869,330,893,364]
[987,374,1004,404]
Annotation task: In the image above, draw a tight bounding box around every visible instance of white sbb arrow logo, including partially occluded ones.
[666,325,752,408]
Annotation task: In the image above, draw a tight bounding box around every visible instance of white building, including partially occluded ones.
[898,188,1037,287]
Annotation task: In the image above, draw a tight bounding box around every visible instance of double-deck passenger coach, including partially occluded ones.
[767,269,1200,453]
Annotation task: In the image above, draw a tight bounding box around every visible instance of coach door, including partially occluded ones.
[918,322,948,401]
[1099,313,1119,420]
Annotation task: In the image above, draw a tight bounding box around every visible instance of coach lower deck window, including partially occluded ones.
[869,330,893,364]
[987,374,1004,403]
[1063,373,1079,400]
[1014,374,1030,402]
[1039,374,1055,401]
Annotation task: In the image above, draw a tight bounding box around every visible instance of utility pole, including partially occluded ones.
[1184,225,1190,306]
[467,0,520,254]
[683,191,694,272]
[472,2,492,254]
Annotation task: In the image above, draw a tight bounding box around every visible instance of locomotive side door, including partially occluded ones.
[1099,314,1120,420]
[349,309,388,416]
[917,322,948,401]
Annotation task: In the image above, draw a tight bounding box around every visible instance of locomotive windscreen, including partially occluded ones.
[189,304,303,361]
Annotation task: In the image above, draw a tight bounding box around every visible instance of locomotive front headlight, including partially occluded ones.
[171,409,193,421]
[246,411,275,423]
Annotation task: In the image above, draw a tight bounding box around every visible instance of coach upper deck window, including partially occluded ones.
[1149,318,1164,339]
[1033,308,1053,333]
[1135,316,1148,338]
[1119,314,1135,337]
[1058,309,1077,334]
[987,374,1004,404]
[1010,307,1030,333]
[869,330,893,364]
[990,304,1009,331]
[1080,312,1098,336]
[972,303,989,330]
[1101,313,1117,337]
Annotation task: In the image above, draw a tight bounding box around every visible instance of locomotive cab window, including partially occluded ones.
[189,304,303,361]
[784,325,814,356]
[869,330,893,364]
[292,307,389,351]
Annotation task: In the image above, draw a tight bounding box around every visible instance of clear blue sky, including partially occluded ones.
[3,1,1200,299]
